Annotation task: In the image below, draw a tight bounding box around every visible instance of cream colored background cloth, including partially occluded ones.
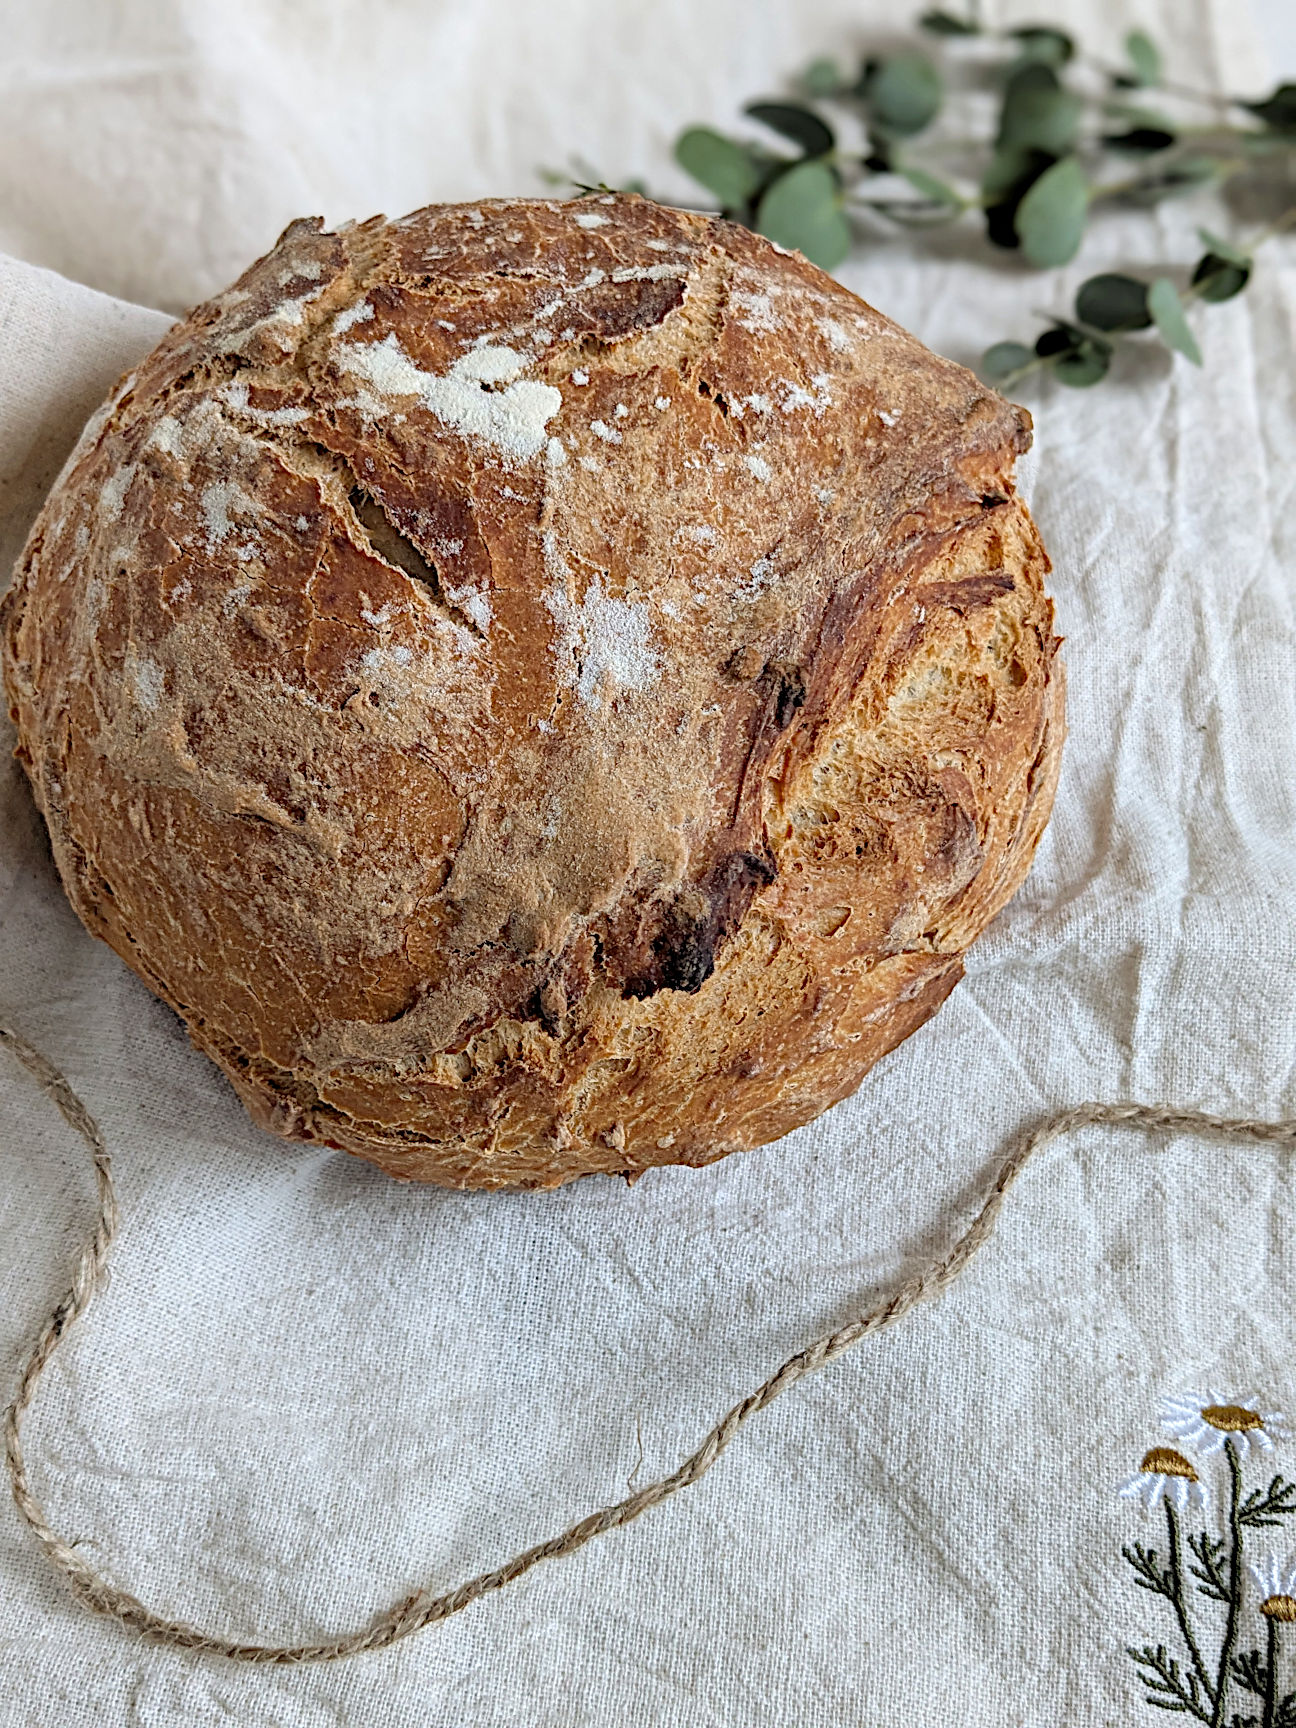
[2,1,1294,1722]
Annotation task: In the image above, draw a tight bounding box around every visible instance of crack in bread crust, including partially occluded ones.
[1,195,1062,1189]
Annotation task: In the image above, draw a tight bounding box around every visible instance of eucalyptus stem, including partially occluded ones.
[1165,1498,1217,1712]
[1212,1440,1246,1728]
[654,15,1296,389]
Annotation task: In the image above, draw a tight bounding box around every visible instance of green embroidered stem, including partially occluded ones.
[1165,1499,1217,1711]
[1263,1618,1279,1728]
[1212,1440,1246,1728]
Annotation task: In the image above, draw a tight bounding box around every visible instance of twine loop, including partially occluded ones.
[5,1016,1296,1662]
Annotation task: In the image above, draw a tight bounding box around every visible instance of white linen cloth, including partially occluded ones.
[1,1,1293,1722]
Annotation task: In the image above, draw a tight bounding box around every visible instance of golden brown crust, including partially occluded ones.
[0,195,1063,1188]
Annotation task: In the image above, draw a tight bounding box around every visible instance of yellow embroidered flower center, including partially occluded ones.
[1262,1595,1296,1622]
[1202,1404,1263,1433]
[1140,1447,1198,1480]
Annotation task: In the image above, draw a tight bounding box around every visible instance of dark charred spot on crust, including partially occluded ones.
[561,275,687,341]
[920,571,1015,615]
[623,848,777,999]
[722,652,806,727]
[980,491,1008,509]
[521,977,568,1037]
[768,662,808,730]
[696,378,730,417]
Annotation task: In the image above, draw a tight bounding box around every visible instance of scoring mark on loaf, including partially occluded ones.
[0,195,1062,1186]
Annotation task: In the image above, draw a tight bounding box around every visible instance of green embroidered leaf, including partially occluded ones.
[918,9,980,34]
[997,63,1083,156]
[1075,272,1151,331]
[1187,1530,1230,1600]
[1232,1649,1269,1697]
[1123,29,1162,87]
[802,57,846,98]
[1127,1643,1212,1717]
[755,159,851,270]
[674,128,764,209]
[861,52,943,137]
[981,340,1034,384]
[1148,277,1202,364]
[1120,1540,1174,1596]
[745,101,835,158]
[1008,25,1075,68]
[1244,83,1296,133]
[1238,1472,1296,1526]
[1015,156,1089,267]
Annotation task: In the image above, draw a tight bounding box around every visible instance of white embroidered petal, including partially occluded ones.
[1250,1554,1295,1600]
[1159,1390,1283,1457]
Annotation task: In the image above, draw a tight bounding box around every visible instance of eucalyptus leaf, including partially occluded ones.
[919,9,980,34]
[1244,83,1296,133]
[1196,227,1252,269]
[1035,323,1111,386]
[1147,277,1203,363]
[1051,345,1111,386]
[675,128,764,209]
[1122,29,1162,87]
[745,101,835,158]
[997,63,1083,156]
[802,57,846,98]
[1009,26,1075,69]
[1103,101,1177,130]
[1075,272,1151,330]
[1103,127,1176,154]
[1120,155,1220,204]
[1015,155,1089,266]
[981,145,1055,249]
[982,340,1034,382]
[898,165,962,207]
[756,159,851,270]
[1191,252,1250,302]
[862,52,943,137]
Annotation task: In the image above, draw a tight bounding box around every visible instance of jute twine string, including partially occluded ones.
[6,1017,1296,1665]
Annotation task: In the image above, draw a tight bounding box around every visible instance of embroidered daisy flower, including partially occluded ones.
[1117,1446,1209,1514]
[1160,1392,1288,1458]
[1250,1555,1296,1621]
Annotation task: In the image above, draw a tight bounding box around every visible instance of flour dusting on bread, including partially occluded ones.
[1,195,1063,1189]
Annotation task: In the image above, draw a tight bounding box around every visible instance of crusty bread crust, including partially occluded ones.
[1,195,1062,1188]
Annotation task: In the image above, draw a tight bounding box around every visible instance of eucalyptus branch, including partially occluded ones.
[559,10,1296,400]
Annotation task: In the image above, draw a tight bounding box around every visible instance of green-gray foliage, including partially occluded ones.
[603,16,1296,398]
[1014,155,1088,265]
[756,160,851,270]
[860,51,943,137]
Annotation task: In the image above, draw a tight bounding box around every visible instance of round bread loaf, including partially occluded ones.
[2,195,1062,1189]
